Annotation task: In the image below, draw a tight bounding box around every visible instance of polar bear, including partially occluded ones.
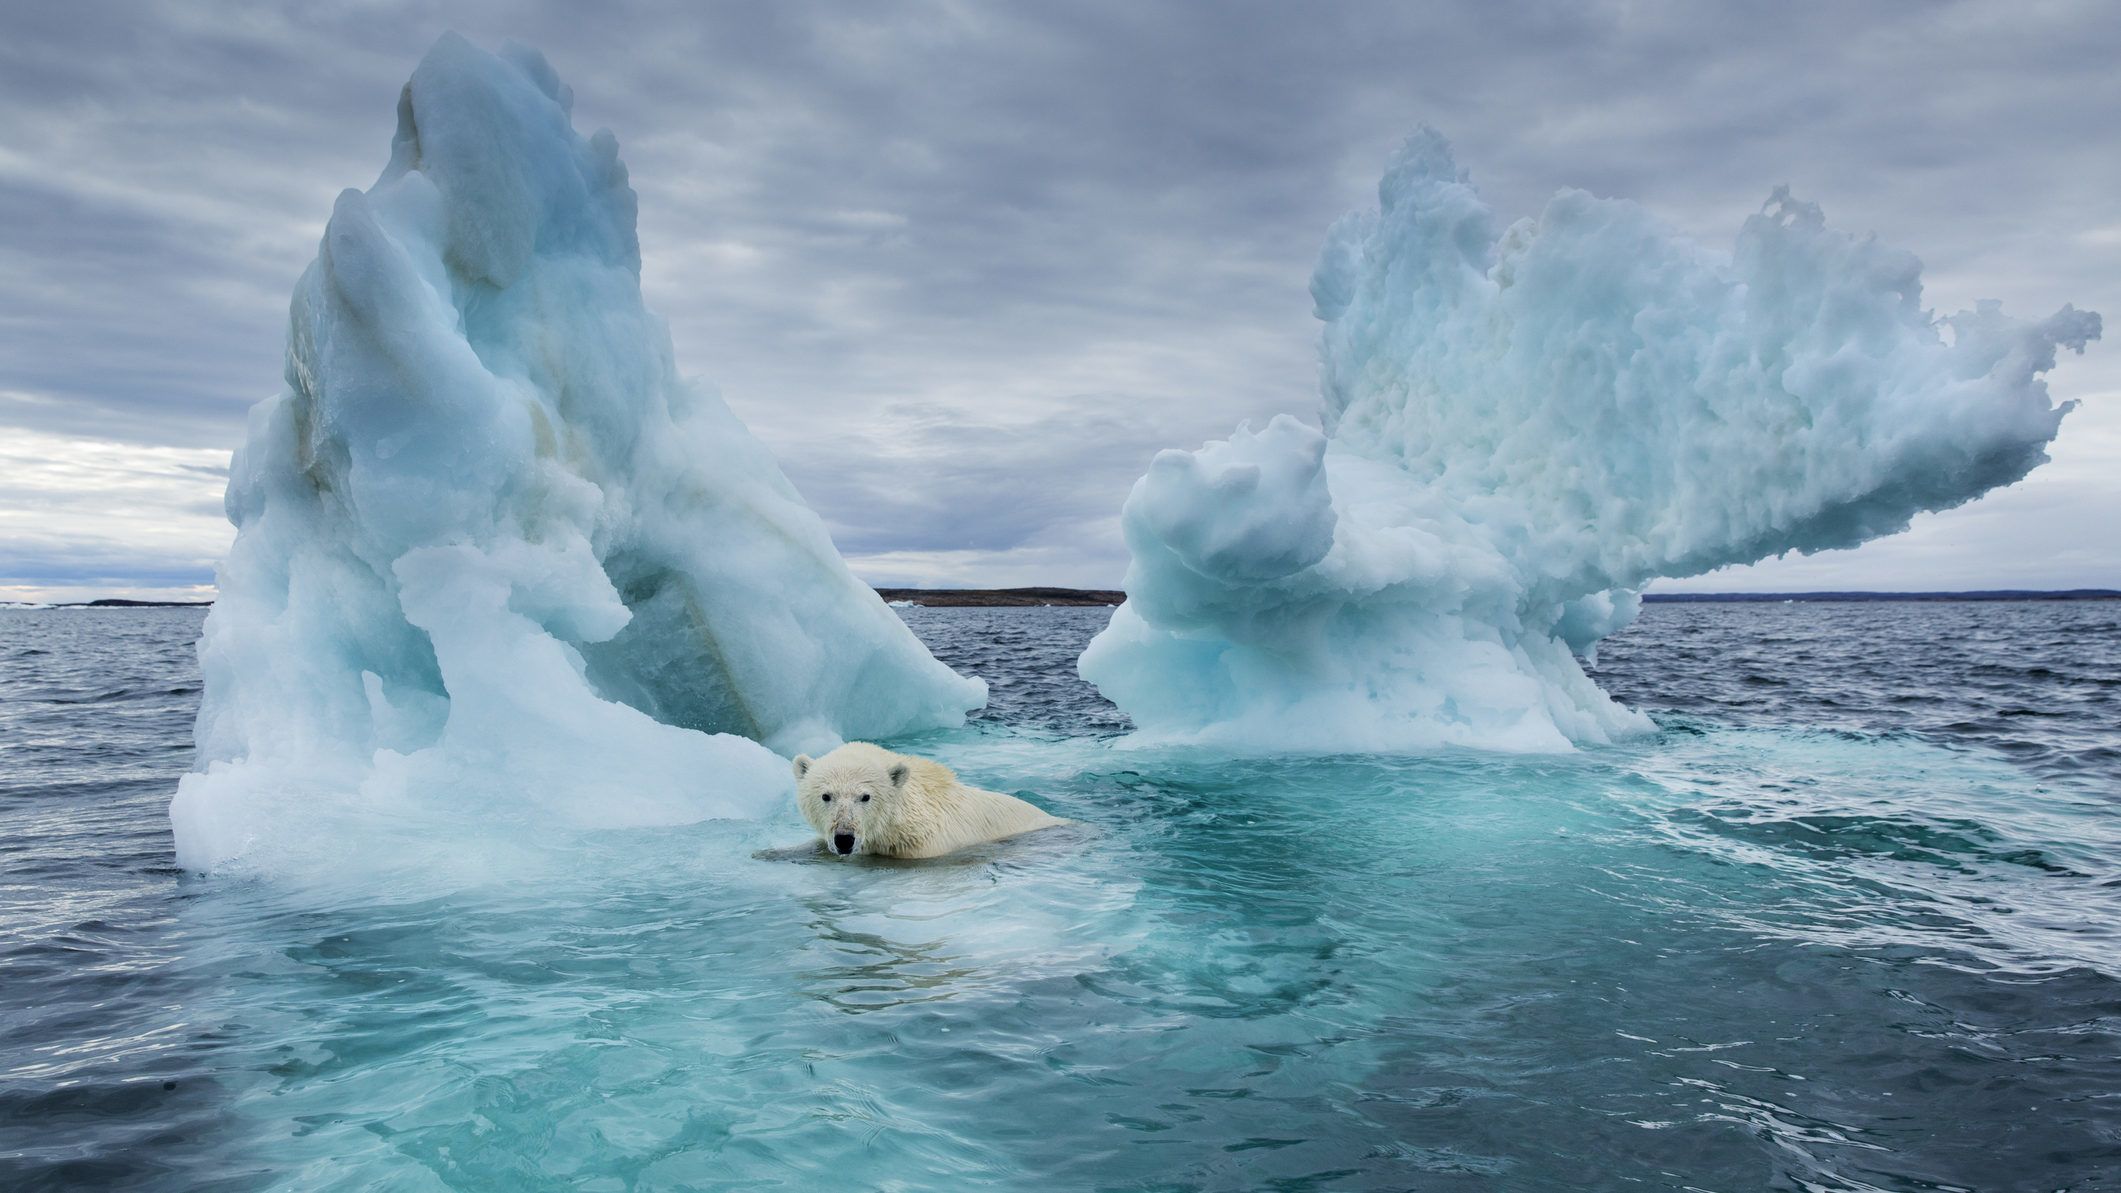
[793,742,1068,858]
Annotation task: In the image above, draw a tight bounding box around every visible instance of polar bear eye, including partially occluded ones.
[820,794,832,803]
[860,793,871,802]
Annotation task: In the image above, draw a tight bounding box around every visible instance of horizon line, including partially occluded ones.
[8,586,2119,610]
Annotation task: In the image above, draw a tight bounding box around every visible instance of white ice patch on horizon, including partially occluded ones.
[1082,128,2099,753]
[172,36,984,874]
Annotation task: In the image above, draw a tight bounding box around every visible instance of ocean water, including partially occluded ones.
[2,602,2117,1191]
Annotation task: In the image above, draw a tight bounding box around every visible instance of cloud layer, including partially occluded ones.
[2,0,2115,598]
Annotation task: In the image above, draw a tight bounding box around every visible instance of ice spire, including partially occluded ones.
[1081,128,2098,752]
[173,35,984,871]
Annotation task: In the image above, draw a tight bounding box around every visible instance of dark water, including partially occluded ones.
[2,602,2118,1191]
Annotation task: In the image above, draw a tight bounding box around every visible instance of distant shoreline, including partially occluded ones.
[1640,589,2121,603]
[875,587,1125,607]
[8,587,2117,609]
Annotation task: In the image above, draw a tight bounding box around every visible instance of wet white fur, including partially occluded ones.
[794,742,1067,858]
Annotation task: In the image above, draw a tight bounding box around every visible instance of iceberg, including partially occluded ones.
[172,36,984,872]
[1081,129,2098,753]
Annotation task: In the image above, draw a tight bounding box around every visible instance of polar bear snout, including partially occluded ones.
[832,832,857,855]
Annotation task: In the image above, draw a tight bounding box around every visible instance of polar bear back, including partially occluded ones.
[878,753,1067,859]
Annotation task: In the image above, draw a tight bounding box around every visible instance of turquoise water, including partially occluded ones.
[3,603,2118,1190]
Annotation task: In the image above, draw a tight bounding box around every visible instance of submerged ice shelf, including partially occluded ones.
[172,36,983,872]
[1082,129,2100,752]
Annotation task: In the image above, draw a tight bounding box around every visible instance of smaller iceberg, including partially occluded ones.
[173,36,984,873]
[1081,129,2098,752]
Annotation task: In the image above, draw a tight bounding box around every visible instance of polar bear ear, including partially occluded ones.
[792,755,812,779]
[888,763,908,787]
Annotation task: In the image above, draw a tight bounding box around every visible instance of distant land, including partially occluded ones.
[875,587,1125,607]
[9,588,2116,610]
[36,598,216,608]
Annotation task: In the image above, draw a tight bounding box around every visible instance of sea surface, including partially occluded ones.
[2,601,2117,1191]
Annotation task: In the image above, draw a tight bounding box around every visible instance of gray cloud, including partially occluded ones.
[0,429,228,602]
[780,398,1176,585]
[1,0,2115,596]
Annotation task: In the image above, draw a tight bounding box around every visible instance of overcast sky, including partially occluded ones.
[2,0,2116,601]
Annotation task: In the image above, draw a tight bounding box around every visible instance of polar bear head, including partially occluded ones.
[792,742,910,856]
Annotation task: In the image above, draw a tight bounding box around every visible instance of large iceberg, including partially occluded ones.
[172,36,983,872]
[1081,129,2098,752]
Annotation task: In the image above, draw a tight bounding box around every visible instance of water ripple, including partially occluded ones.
[3,603,2119,1190]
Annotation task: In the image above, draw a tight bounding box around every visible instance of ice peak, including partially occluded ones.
[174,37,984,875]
[1086,133,2099,753]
